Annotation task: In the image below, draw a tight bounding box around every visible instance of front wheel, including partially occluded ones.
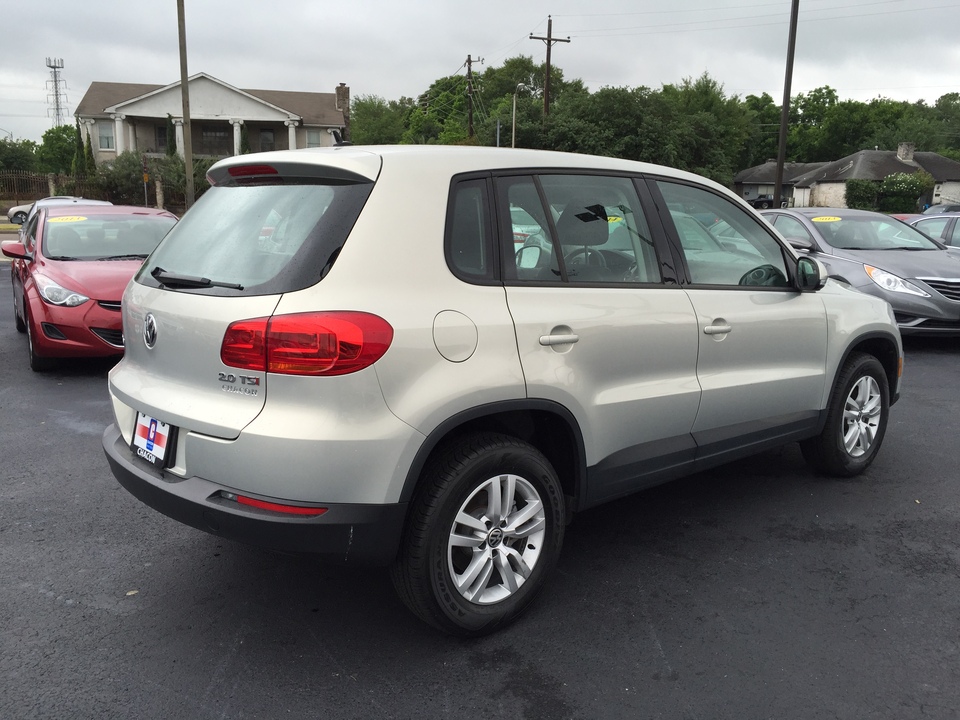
[25,304,54,372]
[801,352,889,476]
[391,433,565,636]
[14,291,26,333]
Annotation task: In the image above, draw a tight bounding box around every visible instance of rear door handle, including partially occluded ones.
[539,333,580,346]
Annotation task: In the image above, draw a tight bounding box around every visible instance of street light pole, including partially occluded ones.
[511,83,527,148]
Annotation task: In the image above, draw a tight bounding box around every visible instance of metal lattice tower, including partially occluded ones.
[46,57,69,127]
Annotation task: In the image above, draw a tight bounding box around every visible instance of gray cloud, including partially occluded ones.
[2,0,957,143]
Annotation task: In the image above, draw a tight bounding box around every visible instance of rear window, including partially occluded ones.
[137,181,372,295]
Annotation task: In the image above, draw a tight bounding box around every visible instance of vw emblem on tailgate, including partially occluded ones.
[143,313,158,349]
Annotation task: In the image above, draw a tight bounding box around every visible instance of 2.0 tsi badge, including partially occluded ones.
[143,313,158,349]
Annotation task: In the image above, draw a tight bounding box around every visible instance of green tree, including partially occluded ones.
[743,92,781,168]
[36,124,77,174]
[0,137,38,171]
[84,132,96,173]
[71,120,85,176]
[166,115,177,156]
[351,95,415,144]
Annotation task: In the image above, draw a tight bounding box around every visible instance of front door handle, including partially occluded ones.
[539,333,580,346]
[703,324,732,335]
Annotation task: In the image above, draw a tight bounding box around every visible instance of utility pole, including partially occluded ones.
[466,55,475,139]
[177,0,195,209]
[774,0,800,209]
[529,15,570,117]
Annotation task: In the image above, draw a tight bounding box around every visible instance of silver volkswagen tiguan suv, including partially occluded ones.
[103,146,903,635]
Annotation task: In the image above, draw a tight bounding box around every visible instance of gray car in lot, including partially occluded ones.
[102,146,902,636]
[762,207,960,335]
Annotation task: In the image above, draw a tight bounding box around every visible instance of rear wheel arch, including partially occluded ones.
[400,400,586,511]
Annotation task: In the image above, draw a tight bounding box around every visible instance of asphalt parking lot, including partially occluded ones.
[1,265,959,720]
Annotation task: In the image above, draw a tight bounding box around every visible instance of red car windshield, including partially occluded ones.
[43,214,177,260]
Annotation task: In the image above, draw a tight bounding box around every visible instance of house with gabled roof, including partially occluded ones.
[75,73,350,164]
[735,144,960,208]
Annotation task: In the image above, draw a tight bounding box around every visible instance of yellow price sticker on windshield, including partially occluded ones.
[812,216,841,223]
[48,216,87,223]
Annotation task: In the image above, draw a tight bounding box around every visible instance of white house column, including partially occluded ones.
[112,114,126,154]
[172,118,185,158]
[285,119,298,150]
[230,119,244,156]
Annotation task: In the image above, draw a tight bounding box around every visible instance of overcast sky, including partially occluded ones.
[2,0,959,144]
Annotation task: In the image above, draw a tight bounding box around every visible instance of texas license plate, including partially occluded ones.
[132,412,174,467]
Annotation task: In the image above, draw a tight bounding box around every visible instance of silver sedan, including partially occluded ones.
[762,207,960,335]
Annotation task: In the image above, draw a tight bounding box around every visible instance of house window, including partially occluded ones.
[156,125,168,153]
[99,122,115,150]
[260,129,275,152]
[306,129,323,148]
[199,125,230,156]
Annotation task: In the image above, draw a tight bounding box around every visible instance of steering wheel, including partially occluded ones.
[739,264,787,287]
[564,247,607,268]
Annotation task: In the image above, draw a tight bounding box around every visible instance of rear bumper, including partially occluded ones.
[102,424,407,565]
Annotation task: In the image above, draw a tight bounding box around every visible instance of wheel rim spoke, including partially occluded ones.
[456,510,488,534]
[456,548,494,600]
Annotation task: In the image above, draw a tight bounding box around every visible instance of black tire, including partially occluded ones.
[801,352,889,477]
[25,304,54,372]
[12,211,27,224]
[757,201,770,209]
[14,292,26,334]
[391,432,565,636]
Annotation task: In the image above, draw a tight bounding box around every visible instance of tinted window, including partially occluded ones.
[657,181,790,287]
[772,214,814,243]
[447,179,493,280]
[501,174,660,284]
[813,215,940,250]
[138,181,372,296]
[42,214,175,260]
[914,217,949,240]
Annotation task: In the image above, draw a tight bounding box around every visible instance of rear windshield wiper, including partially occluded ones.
[151,266,244,290]
[100,254,149,261]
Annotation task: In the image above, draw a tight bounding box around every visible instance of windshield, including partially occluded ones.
[42,214,176,260]
[138,180,373,296]
[812,216,942,251]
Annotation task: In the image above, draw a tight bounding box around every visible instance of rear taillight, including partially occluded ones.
[221,311,393,376]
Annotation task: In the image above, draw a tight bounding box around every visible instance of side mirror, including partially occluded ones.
[787,237,816,252]
[797,256,827,292]
[515,244,543,269]
[1,240,30,260]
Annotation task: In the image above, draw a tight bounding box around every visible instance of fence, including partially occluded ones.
[0,170,108,206]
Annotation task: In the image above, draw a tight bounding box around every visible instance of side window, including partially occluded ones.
[24,214,40,252]
[447,179,493,281]
[499,176,562,281]
[500,174,661,285]
[773,214,814,243]
[948,221,960,247]
[656,181,790,288]
[916,218,949,241]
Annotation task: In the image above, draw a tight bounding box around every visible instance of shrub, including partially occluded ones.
[845,179,878,210]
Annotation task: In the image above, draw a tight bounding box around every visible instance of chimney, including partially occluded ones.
[335,83,351,142]
[897,142,915,162]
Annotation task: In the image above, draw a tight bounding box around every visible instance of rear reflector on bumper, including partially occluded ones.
[222,491,328,517]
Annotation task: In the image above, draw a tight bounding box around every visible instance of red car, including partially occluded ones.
[2,204,177,371]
